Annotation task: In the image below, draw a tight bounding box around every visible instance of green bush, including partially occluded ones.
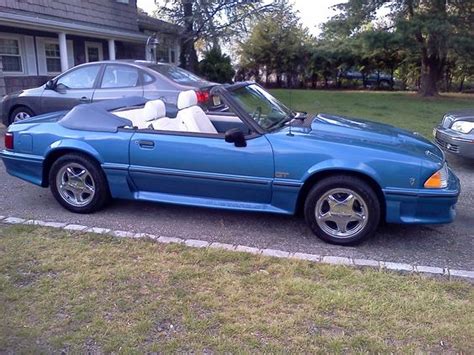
[198,47,235,83]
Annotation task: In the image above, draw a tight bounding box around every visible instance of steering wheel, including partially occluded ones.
[251,107,262,123]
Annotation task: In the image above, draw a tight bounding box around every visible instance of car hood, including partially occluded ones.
[443,109,474,122]
[309,113,444,162]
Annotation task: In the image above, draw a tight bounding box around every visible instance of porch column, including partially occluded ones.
[108,39,116,60]
[58,32,68,72]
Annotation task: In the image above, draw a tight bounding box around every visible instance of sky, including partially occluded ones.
[136,0,348,36]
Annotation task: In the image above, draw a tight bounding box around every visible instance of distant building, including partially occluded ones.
[0,0,182,95]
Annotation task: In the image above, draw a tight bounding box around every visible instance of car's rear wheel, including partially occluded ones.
[10,106,34,124]
[304,175,381,245]
[49,153,109,213]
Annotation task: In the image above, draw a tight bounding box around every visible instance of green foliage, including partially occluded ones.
[238,0,473,94]
[238,0,311,87]
[198,47,235,83]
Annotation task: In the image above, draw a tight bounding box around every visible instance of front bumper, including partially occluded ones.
[434,126,474,159]
[383,168,460,224]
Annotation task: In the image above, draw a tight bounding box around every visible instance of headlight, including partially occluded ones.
[451,121,474,134]
[424,163,448,189]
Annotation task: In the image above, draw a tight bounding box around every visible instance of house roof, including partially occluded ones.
[0,7,148,42]
[0,6,182,42]
[137,12,183,36]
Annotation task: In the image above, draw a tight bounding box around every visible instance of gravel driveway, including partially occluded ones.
[0,127,472,270]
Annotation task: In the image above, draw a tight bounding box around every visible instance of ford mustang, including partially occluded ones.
[0,83,460,245]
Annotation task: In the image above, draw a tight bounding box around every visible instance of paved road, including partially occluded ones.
[0,127,472,269]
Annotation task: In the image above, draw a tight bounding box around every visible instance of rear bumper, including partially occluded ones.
[383,168,460,224]
[0,149,44,186]
[434,126,474,159]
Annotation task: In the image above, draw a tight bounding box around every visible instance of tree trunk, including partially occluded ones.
[419,57,440,97]
[180,0,199,73]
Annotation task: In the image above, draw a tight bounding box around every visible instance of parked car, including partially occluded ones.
[339,70,394,89]
[1,83,460,245]
[0,60,216,126]
[434,110,474,159]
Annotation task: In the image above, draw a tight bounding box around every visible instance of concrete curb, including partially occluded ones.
[1,215,473,281]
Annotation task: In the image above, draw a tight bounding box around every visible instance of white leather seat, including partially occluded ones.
[176,90,218,134]
[113,99,166,129]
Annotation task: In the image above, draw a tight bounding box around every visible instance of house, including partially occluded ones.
[0,0,182,95]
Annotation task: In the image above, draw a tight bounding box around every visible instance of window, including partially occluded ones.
[142,72,154,84]
[148,64,203,84]
[156,36,175,63]
[56,65,100,89]
[0,37,22,73]
[44,42,61,73]
[101,65,139,88]
[116,0,129,3]
[85,42,103,62]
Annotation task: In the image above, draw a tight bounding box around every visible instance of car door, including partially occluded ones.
[40,64,102,113]
[128,131,274,204]
[92,64,143,102]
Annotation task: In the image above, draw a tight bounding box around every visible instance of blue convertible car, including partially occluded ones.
[1,83,460,245]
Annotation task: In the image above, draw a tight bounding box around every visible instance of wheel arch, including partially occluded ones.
[42,147,102,187]
[295,169,386,219]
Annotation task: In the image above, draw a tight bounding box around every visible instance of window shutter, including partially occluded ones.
[36,37,47,75]
[23,36,38,75]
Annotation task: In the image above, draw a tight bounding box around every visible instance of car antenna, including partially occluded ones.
[287,89,294,136]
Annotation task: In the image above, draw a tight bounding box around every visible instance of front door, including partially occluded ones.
[129,131,274,204]
[40,64,102,113]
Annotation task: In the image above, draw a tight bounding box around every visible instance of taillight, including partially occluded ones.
[195,90,210,104]
[5,132,13,150]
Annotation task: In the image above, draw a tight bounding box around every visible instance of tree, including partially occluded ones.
[155,0,275,72]
[198,47,235,83]
[238,0,311,87]
[324,0,473,96]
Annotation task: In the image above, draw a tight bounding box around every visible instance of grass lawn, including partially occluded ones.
[270,90,474,138]
[1,225,472,353]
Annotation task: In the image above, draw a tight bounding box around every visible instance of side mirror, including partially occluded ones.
[45,80,55,90]
[55,83,67,94]
[225,128,247,147]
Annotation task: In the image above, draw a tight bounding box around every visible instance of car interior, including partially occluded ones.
[112,90,251,135]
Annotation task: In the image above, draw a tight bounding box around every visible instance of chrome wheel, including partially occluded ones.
[14,111,31,122]
[56,163,96,207]
[315,188,369,239]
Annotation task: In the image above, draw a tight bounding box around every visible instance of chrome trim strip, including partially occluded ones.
[129,165,272,186]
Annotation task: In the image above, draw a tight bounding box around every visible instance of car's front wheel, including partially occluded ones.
[304,175,381,245]
[10,106,34,124]
[49,153,110,213]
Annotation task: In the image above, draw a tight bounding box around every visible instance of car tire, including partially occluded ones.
[9,106,35,124]
[49,153,110,214]
[304,175,381,245]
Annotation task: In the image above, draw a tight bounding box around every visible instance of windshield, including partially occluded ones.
[147,64,204,84]
[228,84,294,130]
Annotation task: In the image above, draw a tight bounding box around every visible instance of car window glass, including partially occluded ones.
[101,65,139,88]
[148,64,203,84]
[142,72,154,84]
[56,65,100,89]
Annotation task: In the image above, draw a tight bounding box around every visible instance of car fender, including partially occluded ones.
[302,159,384,187]
[45,139,103,164]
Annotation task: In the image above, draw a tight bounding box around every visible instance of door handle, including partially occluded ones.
[79,96,90,103]
[136,140,155,149]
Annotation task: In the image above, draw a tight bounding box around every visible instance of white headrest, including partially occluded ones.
[177,90,198,110]
[143,99,166,119]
